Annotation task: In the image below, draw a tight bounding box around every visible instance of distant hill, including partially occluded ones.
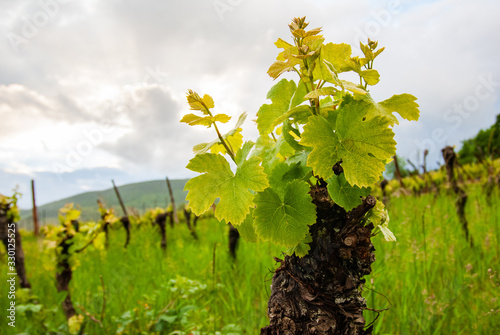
[18,179,188,229]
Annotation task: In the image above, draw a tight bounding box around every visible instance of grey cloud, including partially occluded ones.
[99,86,207,173]
[1,0,500,204]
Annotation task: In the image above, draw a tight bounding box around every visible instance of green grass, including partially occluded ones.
[366,185,500,334]
[1,184,499,334]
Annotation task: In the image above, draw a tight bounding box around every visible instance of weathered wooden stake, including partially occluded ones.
[31,179,39,236]
[111,180,130,248]
[166,177,179,224]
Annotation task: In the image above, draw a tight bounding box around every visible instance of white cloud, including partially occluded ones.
[1,0,499,204]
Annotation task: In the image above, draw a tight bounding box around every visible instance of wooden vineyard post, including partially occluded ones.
[166,177,179,225]
[111,180,131,248]
[422,149,428,174]
[31,179,39,237]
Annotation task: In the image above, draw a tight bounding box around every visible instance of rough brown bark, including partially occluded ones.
[155,212,168,250]
[261,186,376,335]
[0,206,31,289]
[442,146,473,247]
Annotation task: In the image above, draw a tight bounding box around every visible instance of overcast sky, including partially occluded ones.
[1,0,499,208]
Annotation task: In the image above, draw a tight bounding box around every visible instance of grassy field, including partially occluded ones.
[1,184,499,334]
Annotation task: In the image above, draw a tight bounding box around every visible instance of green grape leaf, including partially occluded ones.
[379,94,420,124]
[268,161,311,198]
[272,105,313,128]
[237,211,258,243]
[379,221,396,242]
[285,233,312,257]
[300,115,340,180]
[254,180,316,247]
[301,100,396,187]
[235,141,255,166]
[202,94,215,109]
[366,201,396,242]
[322,43,352,73]
[192,112,247,155]
[257,79,297,135]
[253,134,294,174]
[360,69,380,86]
[186,90,213,114]
[185,153,268,224]
[275,38,293,50]
[336,100,396,187]
[290,80,308,108]
[313,43,352,82]
[304,87,338,99]
[327,173,370,211]
[363,94,420,126]
[340,80,367,95]
[181,113,231,127]
[282,120,304,152]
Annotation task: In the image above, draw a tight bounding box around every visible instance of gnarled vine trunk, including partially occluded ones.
[56,237,76,319]
[0,210,31,289]
[183,208,199,240]
[228,223,240,259]
[0,205,31,289]
[155,212,168,250]
[442,146,473,247]
[261,185,376,335]
[120,216,131,248]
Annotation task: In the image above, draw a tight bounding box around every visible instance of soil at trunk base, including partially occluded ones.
[261,185,376,335]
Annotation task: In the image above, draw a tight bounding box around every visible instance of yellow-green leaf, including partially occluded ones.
[361,69,380,86]
[304,87,338,99]
[185,153,268,224]
[363,93,420,126]
[210,129,243,154]
[257,79,297,135]
[192,112,247,155]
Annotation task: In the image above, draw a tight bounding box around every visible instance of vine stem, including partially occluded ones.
[203,105,236,163]
[213,122,236,162]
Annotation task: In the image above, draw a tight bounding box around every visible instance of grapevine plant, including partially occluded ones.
[182,17,419,334]
[43,204,105,332]
[0,192,31,289]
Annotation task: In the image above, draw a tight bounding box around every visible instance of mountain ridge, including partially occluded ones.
[18,178,189,229]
